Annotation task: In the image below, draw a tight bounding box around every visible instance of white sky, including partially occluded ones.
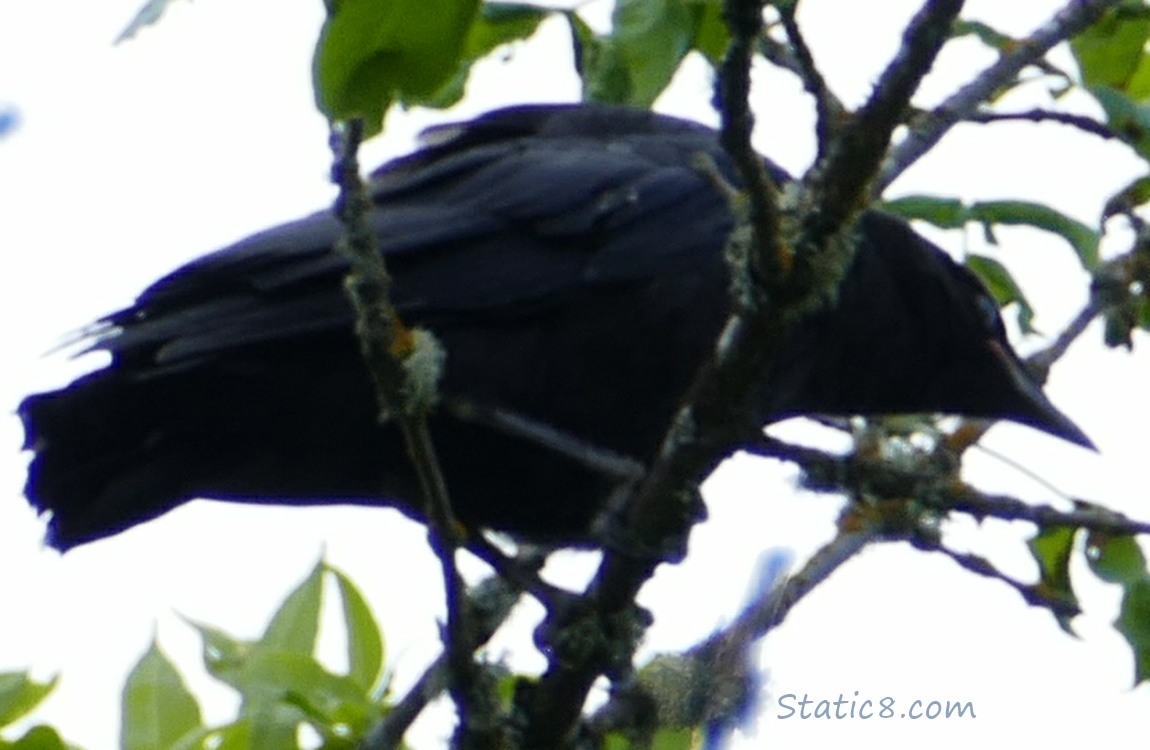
[1,1,1148,748]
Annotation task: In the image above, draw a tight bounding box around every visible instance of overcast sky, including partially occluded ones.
[2,1,1149,748]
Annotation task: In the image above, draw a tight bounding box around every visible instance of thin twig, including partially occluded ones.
[880,0,1113,191]
[805,0,964,248]
[516,2,963,744]
[329,121,483,745]
[775,2,843,158]
[923,541,1081,618]
[748,435,1150,537]
[587,530,871,739]
[358,561,540,750]
[965,108,1117,142]
[718,0,786,286]
[445,397,645,483]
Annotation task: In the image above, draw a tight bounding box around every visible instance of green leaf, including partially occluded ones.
[1117,579,1150,684]
[968,200,1100,271]
[1087,532,1149,585]
[1082,529,1150,683]
[314,0,481,134]
[182,618,252,684]
[574,23,634,105]
[328,565,385,693]
[233,651,377,742]
[464,3,550,59]
[203,718,251,750]
[883,195,967,228]
[262,561,325,656]
[573,0,703,106]
[247,702,303,750]
[5,724,69,750]
[609,0,699,107]
[1104,173,1150,220]
[421,2,551,109]
[116,0,188,43]
[689,0,728,64]
[886,195,1100,270]
[1071,2,1150,93]
[965,254,1037,333]
[652,727,696,750]
[121,641,203,750]
[1082,85,1150,158]
[603,728,697,750]
[0,673,58,729]
[1027,526,1080,633]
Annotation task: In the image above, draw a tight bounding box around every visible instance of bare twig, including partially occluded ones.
[718,0,787,286]
[516,2,964,745]
[1027,293,1106,381]
[880,0,1114,191]
[922,540,1081,618]
[775,2,844,157]
[329,121,487,745]
[358,559,542,750]
[587,530,871,740]
[702,527,872,656]
[965,107,1117,141]
[805,0,964,247]
[445,397,645,483]
[748,435,1150,537]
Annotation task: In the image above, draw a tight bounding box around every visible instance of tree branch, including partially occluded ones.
[805,0,964,248]
[775,2,844,159]
[329,121,489,746]
[515,2,964,745]
[965,107,1118,142]
[879,0,1113,191]
[749,435,1150,537]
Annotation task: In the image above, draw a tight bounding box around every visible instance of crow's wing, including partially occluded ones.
[94,106,737,369]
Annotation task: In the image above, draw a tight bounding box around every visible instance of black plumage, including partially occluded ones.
[20,103,1092,551]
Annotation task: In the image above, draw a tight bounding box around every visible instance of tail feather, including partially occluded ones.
[20,372,205,550]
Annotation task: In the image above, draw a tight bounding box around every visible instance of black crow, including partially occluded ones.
[20,103,1093,551]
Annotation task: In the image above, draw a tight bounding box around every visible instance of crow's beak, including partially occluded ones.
[988,340,1096,450]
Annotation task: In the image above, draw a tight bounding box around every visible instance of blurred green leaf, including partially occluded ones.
[464,3,550,58]
[3,724,70,750]
[1103,173,1150,220]
[1115,579,1150,684]
[328,565,385,694]
[603,728,697,750]
[182,618,252,684]
[314,0,481,134]
[1028,526,1080,633]
[262,560,325,656]
[965,254,1036,333]
[1086,86,1150,158]
[0,674,58,730]
[573,0,706,106]
[970,200,1100,270]
[121,642,202,750]
[883,195,967,228]
[234,651,377,740]
[652,727,696,750]
[1071,2,1150,93]
[610,0,698,106]
[116,0,187,43]
[1087,532,1149,584]
[689,0,728,64]
[885,195,1100,270]
[422,2,552,108]
[203,718,251,750]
